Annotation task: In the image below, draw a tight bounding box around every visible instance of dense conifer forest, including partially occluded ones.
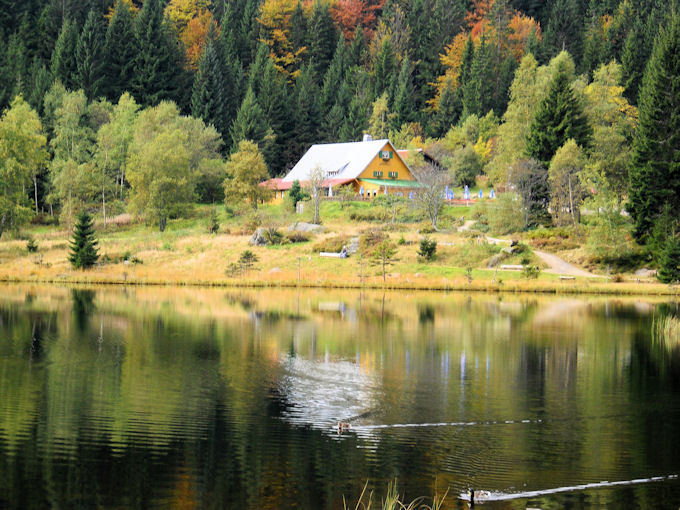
[0,0,679,275]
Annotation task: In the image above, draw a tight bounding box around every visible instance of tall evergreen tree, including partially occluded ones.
[217,5,245,120]
[104,0,136,101]
[308,0,337,78]
[408,0,441,115]
[657,235,680,283]
[542,0,584,61]
[392,56,415,128]
[230,87,272,155]
[51,18,79,90]
[463,36,495,117]
[257,59,293,174]
[133,0,187,108]
[628,16,680,243]
[192,36,228,137]
[372,37,396,99]
[293,63,321,158]
[526,62,592,166]
[77,9,106,100]
[68,210,99,269]
[320,34,347,116]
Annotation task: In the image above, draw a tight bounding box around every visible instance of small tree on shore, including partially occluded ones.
[412,164,449,231]
[305,165,325,224]
[371,239,398,283]
[417,237,437,261]
[68,210,99,269]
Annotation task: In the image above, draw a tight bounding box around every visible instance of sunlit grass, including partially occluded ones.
[343,480,450,510]
[652,314,680,350]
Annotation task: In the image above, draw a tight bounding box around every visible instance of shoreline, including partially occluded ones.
[2,273,678,297]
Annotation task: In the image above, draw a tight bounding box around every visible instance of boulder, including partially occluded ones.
[249,227,268,246]
[635,268,657,277]
[288,222,326,233]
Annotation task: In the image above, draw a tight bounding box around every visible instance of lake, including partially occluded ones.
[0,284,679,509]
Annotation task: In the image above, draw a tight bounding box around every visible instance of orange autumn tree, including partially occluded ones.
[181,10,216,69]
[258,0,307,79]
[331,0,384,40]
[165,0,214,69]
[431,0,540,109]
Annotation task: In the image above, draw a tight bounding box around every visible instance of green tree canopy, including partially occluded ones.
[628,16,680,243]
[223,139,271,209]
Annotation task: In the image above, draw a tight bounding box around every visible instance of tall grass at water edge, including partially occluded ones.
[652,314,680,350]
[344,481,448,510]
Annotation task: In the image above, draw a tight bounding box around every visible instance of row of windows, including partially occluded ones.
[372,170,399,179]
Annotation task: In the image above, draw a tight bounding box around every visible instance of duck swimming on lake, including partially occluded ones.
[467,488,491,506]
[337,421,352,433]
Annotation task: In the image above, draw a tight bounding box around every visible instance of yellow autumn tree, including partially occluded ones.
[258,0,307,79]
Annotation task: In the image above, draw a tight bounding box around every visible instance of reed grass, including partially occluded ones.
[652,315,680,350]
[343,480,447,510]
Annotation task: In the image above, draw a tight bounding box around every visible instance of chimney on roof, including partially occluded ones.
[362,133,373,142]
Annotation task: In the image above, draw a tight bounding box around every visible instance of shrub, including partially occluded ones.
[417,237,437,261]
[285,231,310,243]
[398,235,406,245]
[349,208,390,222]
[522,264,541,279]
[487,193,525,235]
[313,235,349,253]
[359,229,385,253]
[263,227,286,245]
[26,238,38,253]
[208,208,220,234]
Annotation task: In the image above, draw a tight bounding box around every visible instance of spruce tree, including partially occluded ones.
[230,87,272,154]
[463,36,495,117]
[392,56,415,128]
[217,6,244,121]
[293,64,321,157]
[77,9,106,100]
[320,34,347,116]
[628,16,680,243]
[133,0,186,108]
[658,235,680,284]
[192,35,228,137]
[308,0,337,78]
[525,62,592,166]
[68,210,99,269]
[51,18,79,90]
[372,37,396,99]
[104,0,136,102]
[408,0,441,112]
[257,58,293,174]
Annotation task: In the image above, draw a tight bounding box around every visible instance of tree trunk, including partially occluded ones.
[568,176,575,225]
[159,216,167,232]
[34,177,39,214]
[102,186,106,226]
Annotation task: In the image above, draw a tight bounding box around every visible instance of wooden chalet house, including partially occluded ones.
[261,135,421,203]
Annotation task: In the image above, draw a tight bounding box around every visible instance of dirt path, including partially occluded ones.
[484,236,597,277]
[532,249,598,277]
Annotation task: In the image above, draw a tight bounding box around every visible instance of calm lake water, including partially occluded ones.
[1,284,679,509]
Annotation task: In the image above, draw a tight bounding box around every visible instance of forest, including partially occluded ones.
[0,0,679,277]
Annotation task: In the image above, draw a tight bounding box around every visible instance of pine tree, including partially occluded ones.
[192,36,228,137]
[77,9,106,100]
[463,36,494,117]
[628,16,680,243]
[408,0,442,113]
[372,37,396,99]
[293,63,321,157]
[542,0,584,61]
[51,18,79,90]
[432,80,462,137]
[68,210,99,269]
[133,0,187,108]
[230,87,272,154]
[308,0,337,78]
[320,34,347,116]
[348,26,368,68]
[5,34,27,103]
[104,0,136,102]
[525,62,592,166]
[658,235,680,283]
[257,58,293,174]
[392,56,415,128]
[290,2,307,58]
[217,6,245,121]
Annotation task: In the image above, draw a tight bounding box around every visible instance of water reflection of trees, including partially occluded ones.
[1,287,680,508]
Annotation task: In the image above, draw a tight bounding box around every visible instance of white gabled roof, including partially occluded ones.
[282,139,392,182]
